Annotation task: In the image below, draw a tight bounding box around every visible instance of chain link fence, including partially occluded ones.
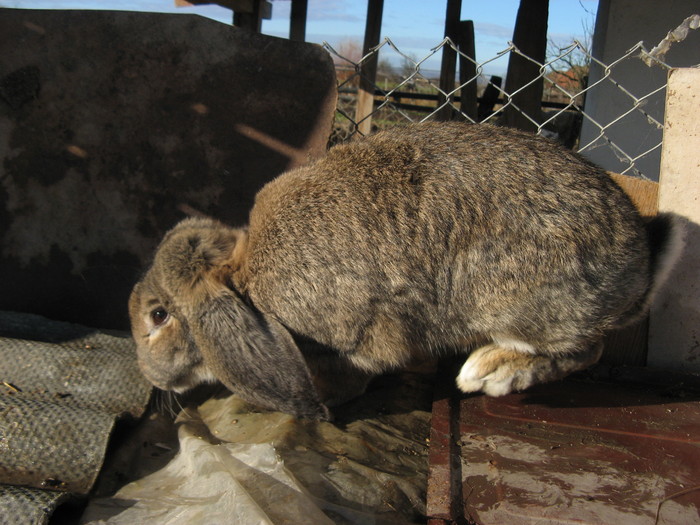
[322,15,700,180]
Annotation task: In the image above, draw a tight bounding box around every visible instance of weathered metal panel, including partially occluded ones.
[0,9,337,329]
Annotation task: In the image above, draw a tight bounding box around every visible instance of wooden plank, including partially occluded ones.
[289,0,307,42]
[609,172,659,217]
[455,379,700,524]
[603,172,659,366]
[354,0,384,135]
[436,0,461,122]
[649,68,700,372]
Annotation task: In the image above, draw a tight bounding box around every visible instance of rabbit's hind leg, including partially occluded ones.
[456,340,603,396]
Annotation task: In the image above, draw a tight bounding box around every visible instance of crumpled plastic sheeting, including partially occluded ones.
[643,13,700,66]
[81,423,336,525]
[82,370,434,524]
[0,312,152,524]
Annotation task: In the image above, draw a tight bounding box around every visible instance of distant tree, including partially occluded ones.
[331,39,363,88]
[399,53,418,78]
[399,53,419,91]
[332,40,397,90]
[333,38,363,66]
[376,58,396,88]
[544,5,594,105]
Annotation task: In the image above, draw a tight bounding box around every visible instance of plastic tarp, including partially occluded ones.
[82,370,434,524]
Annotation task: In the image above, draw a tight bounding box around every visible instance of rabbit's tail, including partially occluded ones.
[616,213,685,328]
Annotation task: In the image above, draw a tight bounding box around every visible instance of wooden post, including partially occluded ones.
[233,0,271,32]
[648,68,700,372]
[289,0,307,42]
[478,75,502,122]
[503,0,549,131]
[436,0,461,122]
[178,0,271,27]
[455,20,477,122]
[354,0,384,136]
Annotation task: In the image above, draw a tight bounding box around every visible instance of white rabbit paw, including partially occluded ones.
[456,344,544,397]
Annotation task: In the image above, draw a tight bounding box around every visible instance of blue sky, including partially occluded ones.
[2,0,597,75]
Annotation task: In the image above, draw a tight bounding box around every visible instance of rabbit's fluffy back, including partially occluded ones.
[236,123,649,372]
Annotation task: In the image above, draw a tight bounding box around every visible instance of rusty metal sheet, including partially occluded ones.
[427,365,700,524]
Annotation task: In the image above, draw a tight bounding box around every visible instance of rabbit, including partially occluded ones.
[129,122,682,420]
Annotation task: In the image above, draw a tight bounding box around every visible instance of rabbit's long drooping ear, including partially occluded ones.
[191,289,330,420]
[153,217,329,420]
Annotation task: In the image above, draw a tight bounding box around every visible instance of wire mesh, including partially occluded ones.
[322,16,699,180]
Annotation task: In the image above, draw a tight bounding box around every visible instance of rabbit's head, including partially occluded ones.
[129,217,329,420]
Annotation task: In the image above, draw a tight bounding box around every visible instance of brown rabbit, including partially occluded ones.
[129,122,682,420]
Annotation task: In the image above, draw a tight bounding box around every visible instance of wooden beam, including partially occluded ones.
[503,0,549,131]
[354,0,384,135]
[436,0,461,121]
[289,0,308,42]
[608,173,659,218]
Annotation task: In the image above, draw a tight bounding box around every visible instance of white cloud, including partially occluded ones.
[474,21,514,41]
[270,0,362,23]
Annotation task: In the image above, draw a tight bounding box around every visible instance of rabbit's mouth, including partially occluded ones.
[146,372,196,394]
[158,372,192,393]
[164,362,218,394]
[139,356,197,393]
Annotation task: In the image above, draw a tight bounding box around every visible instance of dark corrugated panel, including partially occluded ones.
[0,312,152,524]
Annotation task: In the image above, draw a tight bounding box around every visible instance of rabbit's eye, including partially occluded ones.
[150,308,169,326]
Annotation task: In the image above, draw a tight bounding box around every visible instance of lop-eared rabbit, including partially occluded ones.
[129,123,681,420]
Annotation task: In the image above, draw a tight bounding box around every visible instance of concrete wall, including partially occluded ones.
[580,0,700,181]
[0,9,337,329]
[648,68,700,372]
